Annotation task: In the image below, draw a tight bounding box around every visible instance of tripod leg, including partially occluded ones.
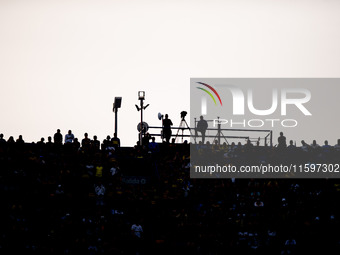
[175,120,184,142]
[183,119,196,143]
[219,131,229,145]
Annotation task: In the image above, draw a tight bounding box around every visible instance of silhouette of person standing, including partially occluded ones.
[82,133,91,149]
[277,132,287,150]
[197,115,208,144]
[111,133,120,148]
[162,114,173,143]
[54,129,63,144]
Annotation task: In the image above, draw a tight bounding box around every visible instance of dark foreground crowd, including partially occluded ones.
[0,132,340,254]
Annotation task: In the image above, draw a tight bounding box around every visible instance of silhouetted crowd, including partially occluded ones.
[0,131,340,254]
[192,136,340,171]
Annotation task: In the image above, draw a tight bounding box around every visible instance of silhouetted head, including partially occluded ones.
[0,134,3,139]
[93,135,97,141]
[324,140,328,145]
[313,140,317,145]
[40,138,44,142]
[57,129,60,133]
[84,133,88,138]
[280,132,283,136]
[200,115,204,120]
[290,140,293,145]
[165,114,168,119]
[48,136,52,142]
[68,130,72,134]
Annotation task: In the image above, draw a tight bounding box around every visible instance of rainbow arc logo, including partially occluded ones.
[196,82,223,106]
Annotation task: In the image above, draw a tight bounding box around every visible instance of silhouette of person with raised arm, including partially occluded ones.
[196,115,208,144]
[301,140,309,152]
[162,114,173,143]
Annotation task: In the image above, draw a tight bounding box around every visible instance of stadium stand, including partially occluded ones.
[0,134,340,254]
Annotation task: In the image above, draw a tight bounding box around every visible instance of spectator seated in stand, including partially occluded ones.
[148,137,160,153]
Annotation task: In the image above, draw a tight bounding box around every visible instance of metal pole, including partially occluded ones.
[140,99,143,146]
[114,108,118,136]
[270,130,273,147]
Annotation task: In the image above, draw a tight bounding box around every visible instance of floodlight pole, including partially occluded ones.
[114,108,118,136]
[140,98,143,145]
[113,97,122,137]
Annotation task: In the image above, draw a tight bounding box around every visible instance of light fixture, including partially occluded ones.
[113,97,122,109]
[138,91,145,100]
[113,97,122,137]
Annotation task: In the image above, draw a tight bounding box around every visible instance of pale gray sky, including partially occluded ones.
[1,0,340,146]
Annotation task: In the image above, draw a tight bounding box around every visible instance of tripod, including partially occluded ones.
[175,117,196,143]
[213,117,229,145]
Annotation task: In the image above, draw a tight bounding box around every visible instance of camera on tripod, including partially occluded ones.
[180,111,187,120]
